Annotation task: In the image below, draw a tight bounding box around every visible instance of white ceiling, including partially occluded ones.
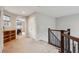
[2,6,79,18]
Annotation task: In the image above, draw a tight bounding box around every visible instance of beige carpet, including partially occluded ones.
[3,35,58,53]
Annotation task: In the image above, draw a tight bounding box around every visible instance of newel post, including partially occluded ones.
[67,29,71,52]
[48,28,50,44]
[60,30,64,53]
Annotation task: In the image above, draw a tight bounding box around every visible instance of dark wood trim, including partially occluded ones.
[48,28,50,44]
[50,29,67,32]
[48,28,79,53]
[60,30,64,53]
[67,29,71,52]
[62,34,79,42]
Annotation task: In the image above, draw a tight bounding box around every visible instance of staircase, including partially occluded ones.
[48,28,79,53]
[48,28,60,48]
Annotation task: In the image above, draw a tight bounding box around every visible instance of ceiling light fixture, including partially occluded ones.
[22,11,26,14]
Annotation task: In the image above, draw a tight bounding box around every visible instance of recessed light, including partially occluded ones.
[4,7,7,10]
[22,11,26,14]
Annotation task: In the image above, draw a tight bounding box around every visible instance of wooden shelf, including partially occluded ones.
[3,30,16,43]
[4,34,10,37]
[11,34,15,36]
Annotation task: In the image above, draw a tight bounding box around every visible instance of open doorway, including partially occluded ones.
[16,17,27,37]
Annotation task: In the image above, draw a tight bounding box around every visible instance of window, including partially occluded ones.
[16,20,22,26]
[3,15,11,27]
[16,20,22,29]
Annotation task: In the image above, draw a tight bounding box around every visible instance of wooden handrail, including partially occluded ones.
[48,28,79,53]
[50,29,68,32]
[62,34,79,42]
[49,28,79,42]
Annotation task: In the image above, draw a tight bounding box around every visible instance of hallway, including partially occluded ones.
[3,35,58,53]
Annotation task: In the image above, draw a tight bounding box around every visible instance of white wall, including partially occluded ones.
[35,13,56,42]
[22,18,27,35]
[27,13,56,42]
[3,10,17,30]
[28,14,37,39]
[0,9,3,52]
[56,14,79,37]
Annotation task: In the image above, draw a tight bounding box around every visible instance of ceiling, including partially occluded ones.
[2,6,79,18]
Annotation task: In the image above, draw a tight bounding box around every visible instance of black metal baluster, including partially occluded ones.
[64,37,67,52]
[55,33,57,46]
[69,40,71,53]
[75,42,77,53]
[72,41,75,53]
[67,29,71,53]
[78,42,79,53]
[74,43,76,53]
[50,30,60,47]
[51,33,54,44]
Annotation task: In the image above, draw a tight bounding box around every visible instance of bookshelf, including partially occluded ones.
[3,30,16,43]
